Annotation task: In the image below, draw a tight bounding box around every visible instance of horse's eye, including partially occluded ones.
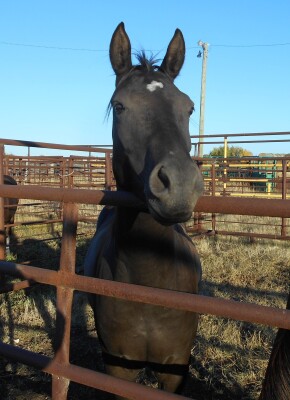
[189,106,195,116]
[114,103,125,114]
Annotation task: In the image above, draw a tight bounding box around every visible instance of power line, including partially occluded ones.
[1,40,290,52]
[0,40,107,52]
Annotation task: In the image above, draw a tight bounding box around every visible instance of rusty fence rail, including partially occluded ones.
[1,184,290,217]
[1,135,290,241]
[0,183,290,399]
[191,131,290,157]
[2,151,290,241]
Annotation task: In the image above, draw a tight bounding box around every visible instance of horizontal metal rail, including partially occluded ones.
[191,133,290,147]
[0,342,185,400]
[3,132,289,154]
[203,163,290,167]
[212,230,290,241]
[0,138,113,154]
[191,131,290,139]
[193,138,290,145]
[1,184,290,218]
[0,261,289,329]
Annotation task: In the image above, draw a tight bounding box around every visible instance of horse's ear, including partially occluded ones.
[160,29,185,80]
[110,22,132,84]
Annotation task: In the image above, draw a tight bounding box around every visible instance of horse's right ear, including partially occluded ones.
[110,22,132,84]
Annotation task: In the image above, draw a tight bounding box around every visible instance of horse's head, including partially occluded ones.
[109,22,203,225]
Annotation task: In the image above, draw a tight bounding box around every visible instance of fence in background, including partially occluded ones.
[191,131,290,157]
[1,134,290,241]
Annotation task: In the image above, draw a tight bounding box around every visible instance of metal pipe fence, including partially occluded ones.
[0,182,290,399]
[193,154,290,239]
[1,134,290,398]
[2,134,290,241]
[191,131,290,157]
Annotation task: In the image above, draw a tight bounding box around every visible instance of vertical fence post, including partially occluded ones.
[0,145,5,260]
[26,151,30,184]
[12,157,15,177]
[61,158,66,189]
[88,156,92,184]
[105,152,112,190]
[52,202,78,399]
[211,163,216,232]
[281,159,287,238]
[197,142,201,158]
[58,158,66,223]
[68,157,74,188]
[3,152,8,175]
[223,137,228,194]
[193,161,204,233]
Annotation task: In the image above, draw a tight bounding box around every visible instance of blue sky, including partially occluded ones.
[1,0,289,156]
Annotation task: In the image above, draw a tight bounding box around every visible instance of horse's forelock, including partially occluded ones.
[134,51,161,72]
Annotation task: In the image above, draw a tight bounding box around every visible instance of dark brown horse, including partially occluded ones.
[3,175,18,255]
[84,22,203,398]
[259,293,290,400]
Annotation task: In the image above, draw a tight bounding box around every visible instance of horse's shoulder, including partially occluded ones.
[84,207,116,278]
[174,223,194,246]
[174,223,202,280]
[97,206,116,230]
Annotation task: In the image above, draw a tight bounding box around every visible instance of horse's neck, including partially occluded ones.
[115,207,174,241]
[113,207,178,286]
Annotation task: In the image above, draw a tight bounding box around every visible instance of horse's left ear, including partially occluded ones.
[160,29,185,80]
[110,22,132,85]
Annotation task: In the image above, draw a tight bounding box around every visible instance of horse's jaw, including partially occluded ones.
[146,197,194,226]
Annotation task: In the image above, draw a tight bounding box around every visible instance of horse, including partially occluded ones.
[84,22,203,398]
[3,175,18,255]
[259,292,290,400]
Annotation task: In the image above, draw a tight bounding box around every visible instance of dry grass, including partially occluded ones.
[189,236,289,399]
[0,215,289,399]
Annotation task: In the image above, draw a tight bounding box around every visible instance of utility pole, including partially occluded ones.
[197,41,209,157]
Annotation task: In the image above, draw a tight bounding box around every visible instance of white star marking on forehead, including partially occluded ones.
[146,80,164,92]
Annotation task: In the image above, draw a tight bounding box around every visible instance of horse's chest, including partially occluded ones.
[93,218,201,362]
[97,250,199,330]
[97,294,195,336]
[114,230,199,292]
[96,294,198,362]
[114,250,197,292]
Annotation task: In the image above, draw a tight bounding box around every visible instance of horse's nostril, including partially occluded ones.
[158,166,170,190]
[149,164,171,197]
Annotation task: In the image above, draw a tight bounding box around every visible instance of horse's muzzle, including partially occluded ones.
[147,161,203,225]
